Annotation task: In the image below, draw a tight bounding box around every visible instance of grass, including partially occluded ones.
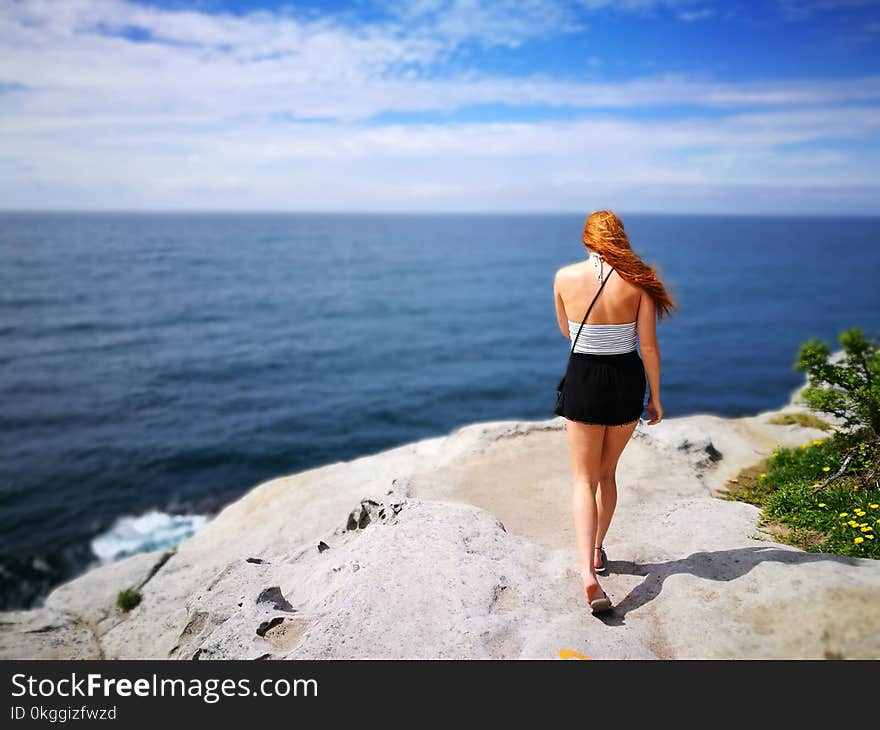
[720,436,879,559]
[766,412,832,431]
[116,588,142,612]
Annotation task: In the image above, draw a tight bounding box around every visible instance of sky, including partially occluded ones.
[1,0,879,214]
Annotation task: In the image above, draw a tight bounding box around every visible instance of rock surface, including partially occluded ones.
[2,374,878,659]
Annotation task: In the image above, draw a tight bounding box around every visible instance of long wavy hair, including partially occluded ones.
[583,210,676,320]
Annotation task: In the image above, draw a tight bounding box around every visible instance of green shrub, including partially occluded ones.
[794,328,880,491]
[794,327,880,438]
[116,588,142,612]
[723,329,880,560]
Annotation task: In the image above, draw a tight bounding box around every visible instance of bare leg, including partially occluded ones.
[594,419,639,567]
[566,419,605,601]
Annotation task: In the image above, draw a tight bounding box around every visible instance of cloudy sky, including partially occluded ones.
[1,0,879,213]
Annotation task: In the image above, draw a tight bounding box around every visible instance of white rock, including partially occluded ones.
[2,359,878,659]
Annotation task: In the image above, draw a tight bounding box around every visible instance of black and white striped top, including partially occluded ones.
[568,319,638,354]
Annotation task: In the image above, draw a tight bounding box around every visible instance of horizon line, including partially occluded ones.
[2,209,880,219]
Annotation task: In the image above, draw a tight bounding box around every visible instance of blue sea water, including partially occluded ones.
[1,211,878,609]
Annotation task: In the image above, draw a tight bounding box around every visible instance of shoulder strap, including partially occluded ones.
[569,267,615,356]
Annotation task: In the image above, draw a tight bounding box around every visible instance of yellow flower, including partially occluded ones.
[870,504,878,509]
[810,464,814,467]
[848,521,859,527]
[801,443,809,449]
[855,510,866,516]
[861,527,871,532]
[818,503,826,508]
[854,486,859,491]
[812,439,822,445]
[759,473,767,479]
[822,466,831,472]
[839,512,848,517]
[854,537,864,544]
[812,482,821,488]
[868,535,875,540]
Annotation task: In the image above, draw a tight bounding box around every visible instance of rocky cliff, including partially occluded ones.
[3,377,879,659]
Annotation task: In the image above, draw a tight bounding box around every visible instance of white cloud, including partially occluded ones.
[385,0,587,48]
[3,107,877,212]
[0,0,877,213]
[678,8,715,21]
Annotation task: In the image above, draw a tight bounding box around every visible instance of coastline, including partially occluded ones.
[2,363,879,659]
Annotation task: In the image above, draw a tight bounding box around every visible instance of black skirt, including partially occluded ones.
[555,349,646,426]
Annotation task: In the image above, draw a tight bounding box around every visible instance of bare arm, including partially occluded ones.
[636,288,663,424]
[553,270,570,339]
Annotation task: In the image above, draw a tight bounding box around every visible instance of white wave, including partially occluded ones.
[90,510,209,564]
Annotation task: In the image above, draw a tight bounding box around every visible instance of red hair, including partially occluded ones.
[583,210,676,320]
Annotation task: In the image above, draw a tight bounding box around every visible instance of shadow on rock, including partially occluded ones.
[601,546,865,625]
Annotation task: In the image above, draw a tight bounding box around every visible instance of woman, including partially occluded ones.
[553,210,675,614]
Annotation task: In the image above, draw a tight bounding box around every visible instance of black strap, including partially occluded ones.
[568,267,616,357]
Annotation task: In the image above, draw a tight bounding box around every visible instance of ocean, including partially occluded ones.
[1,211,878,609]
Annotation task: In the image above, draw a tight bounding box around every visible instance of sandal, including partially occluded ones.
[585,585,613,614]
[594,545,608,575]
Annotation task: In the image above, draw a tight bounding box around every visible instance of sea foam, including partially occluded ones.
[90,510,209,563]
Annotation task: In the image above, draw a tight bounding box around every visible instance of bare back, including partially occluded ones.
[558,261,641,325]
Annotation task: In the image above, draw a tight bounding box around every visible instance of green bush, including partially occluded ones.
[724,329,880,560]
[116,588,142,612]
[794,328,880,491]
[794,327,880,437]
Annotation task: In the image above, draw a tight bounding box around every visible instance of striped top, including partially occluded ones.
[568,319,638,355]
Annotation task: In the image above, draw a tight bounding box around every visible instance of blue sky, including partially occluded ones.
[1,0,879,213]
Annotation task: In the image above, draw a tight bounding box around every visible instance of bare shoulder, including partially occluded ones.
[615,270,642,292]
[555,261,583,281]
